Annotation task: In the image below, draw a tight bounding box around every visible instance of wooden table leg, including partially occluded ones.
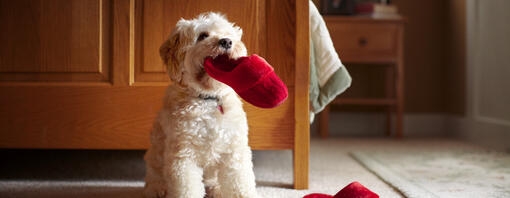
[395,25,405,138]
[385,66,394,136]
[294,116,309,189]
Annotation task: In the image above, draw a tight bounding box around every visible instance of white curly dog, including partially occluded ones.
[143,12,260,198]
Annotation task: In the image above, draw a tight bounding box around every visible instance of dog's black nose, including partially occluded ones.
[219,38,232,49]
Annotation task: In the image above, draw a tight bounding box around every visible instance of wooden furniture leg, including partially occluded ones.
[293,0,309,189]
[395,25,405,138]
[385,65,394,136]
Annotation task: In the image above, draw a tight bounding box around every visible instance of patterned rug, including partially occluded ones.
[351,148,510,198]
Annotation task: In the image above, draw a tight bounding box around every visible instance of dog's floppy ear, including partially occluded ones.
[160,27,185,84]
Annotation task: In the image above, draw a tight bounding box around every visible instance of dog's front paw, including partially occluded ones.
[251,194,265,198]
[143,182,167,198]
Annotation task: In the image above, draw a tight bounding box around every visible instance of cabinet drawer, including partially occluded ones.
[326,21,399,63]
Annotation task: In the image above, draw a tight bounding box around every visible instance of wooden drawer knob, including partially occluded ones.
[358,37,368,47]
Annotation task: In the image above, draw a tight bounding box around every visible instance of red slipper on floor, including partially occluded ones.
[303,193,333,198]
[333,182,379,198]
[203,54,288,108]
[303,182,379,198]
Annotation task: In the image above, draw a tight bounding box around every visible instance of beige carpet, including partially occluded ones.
[352,145,510,197]
[1,138,496,198]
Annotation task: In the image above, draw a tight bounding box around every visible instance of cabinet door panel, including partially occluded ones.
[0,0,111,82]
[0,0,137,149]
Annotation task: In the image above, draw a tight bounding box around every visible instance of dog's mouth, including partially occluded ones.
[205,54,240,72]
[196,54,235,86]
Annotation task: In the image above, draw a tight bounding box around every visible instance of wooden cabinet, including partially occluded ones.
[319,16,405,137]
[0,0,309,189]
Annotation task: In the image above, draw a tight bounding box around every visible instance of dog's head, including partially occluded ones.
[160,12,247,95]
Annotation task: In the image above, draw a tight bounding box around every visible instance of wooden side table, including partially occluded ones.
[319,15,405,137]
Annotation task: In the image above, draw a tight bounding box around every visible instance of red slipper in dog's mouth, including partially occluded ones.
[203,54,288,108]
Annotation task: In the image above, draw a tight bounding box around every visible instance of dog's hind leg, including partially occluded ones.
[144,123,167,198]
[144,147,167,198]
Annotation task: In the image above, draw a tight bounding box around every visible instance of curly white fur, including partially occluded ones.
[143,12,260,198]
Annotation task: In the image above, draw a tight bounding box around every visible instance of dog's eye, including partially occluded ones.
[197,32,209,42]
